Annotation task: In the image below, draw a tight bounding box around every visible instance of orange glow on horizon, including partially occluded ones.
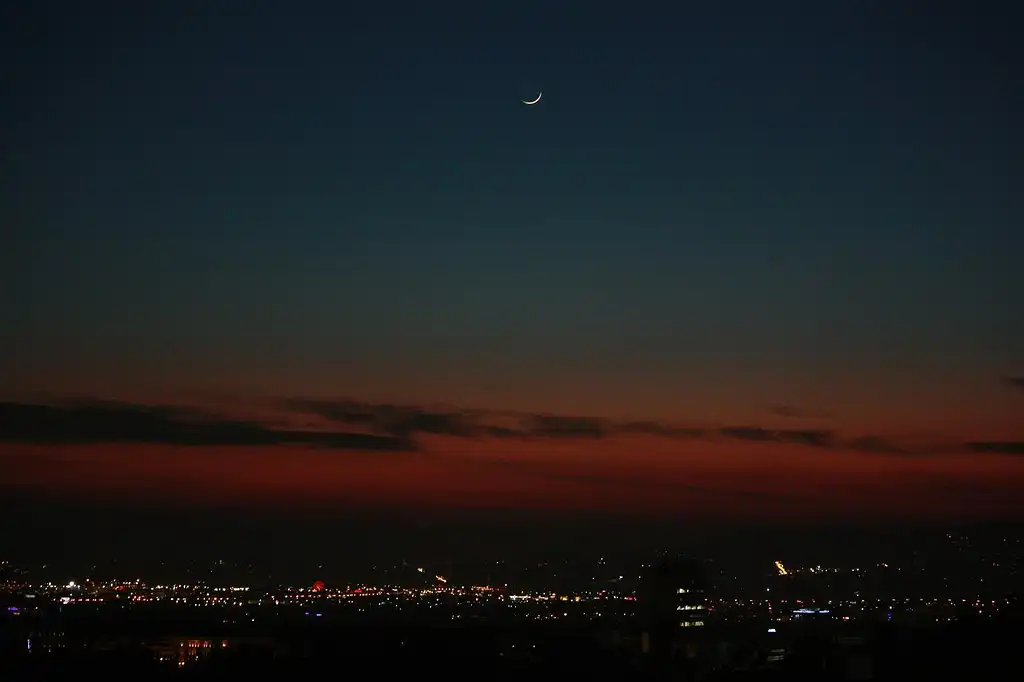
[4,433,1024,522]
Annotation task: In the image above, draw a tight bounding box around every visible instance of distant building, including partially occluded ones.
[638,556,708,659]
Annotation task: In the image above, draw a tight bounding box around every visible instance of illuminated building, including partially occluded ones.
[639,557,708,658]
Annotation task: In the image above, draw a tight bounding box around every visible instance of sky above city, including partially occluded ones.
[3,1,1023,549]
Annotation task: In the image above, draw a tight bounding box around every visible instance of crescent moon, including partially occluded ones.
[522,92,542,105]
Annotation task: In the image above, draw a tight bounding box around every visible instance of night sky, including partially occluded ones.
[3,1,1023,562]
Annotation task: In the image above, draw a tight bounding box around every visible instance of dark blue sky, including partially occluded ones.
[4,1,1022,424]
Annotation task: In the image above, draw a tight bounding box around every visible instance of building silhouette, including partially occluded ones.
[638,556,708,661]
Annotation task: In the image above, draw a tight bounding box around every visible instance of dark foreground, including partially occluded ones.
[3,616,1022,680]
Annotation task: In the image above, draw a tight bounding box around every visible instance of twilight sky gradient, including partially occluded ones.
[3,1,1023,533]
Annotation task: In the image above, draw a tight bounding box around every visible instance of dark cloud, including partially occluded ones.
[286,399,1024,457]
[965,441,1024,456]
[719,427,835,448]
[844,436,909,456]
[617,421,707,438]
[12,396,994,459]
[286,399,709,441]
[1003,377,1024,391]
[287,400,612,439]
[770,405,834,419]
[285,399,476,438]
[523,415,606,439]
[0,401,413,452]
[480,426,523,438]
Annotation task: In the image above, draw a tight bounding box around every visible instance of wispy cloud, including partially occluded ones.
[286,399,713,441]
[285,398,1014,457]
[284,400,476,438]
[522,414,607,438]
[719,426,834,448]
[965,441,1024,456]
[0,400,413,452]
[844,436,910,456]
[1003,377,1024,391]
[1,396,1019,458]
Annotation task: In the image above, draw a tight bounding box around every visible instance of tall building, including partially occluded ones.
[639,556,708,658]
